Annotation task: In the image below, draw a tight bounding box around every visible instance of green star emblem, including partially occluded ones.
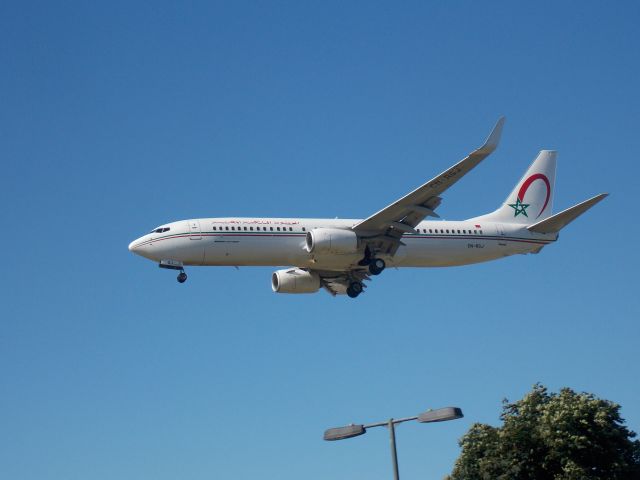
[508,198,530,217]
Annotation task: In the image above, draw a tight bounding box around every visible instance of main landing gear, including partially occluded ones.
[177,270,188,283]
[368,258,386,276]
[358,247,386,276]
[346,281,364,298]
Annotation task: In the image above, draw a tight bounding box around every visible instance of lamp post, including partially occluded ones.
[324,406,463,480]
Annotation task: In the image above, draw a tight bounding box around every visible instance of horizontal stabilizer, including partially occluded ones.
[527,193,608,234]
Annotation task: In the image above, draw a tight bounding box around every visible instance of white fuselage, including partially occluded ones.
[128,217,556,271]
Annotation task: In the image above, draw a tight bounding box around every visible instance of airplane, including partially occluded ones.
[128,117,607,298]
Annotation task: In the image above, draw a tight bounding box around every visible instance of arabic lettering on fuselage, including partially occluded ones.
[215,219,301,226]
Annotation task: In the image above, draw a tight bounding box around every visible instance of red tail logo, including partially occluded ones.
[509,174,551,218]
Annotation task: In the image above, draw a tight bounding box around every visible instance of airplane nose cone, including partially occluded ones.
[128,235,154,259]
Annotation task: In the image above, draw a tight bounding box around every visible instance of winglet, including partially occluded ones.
[477,116,505,155]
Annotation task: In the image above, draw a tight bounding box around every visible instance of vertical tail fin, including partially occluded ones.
[473,150,557,224]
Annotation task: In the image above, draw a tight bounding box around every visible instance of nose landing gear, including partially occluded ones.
[159,260,187,284]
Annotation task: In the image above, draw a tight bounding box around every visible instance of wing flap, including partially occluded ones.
[315,269,370,296]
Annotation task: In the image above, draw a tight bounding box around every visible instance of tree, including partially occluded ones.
[446,384,640,480]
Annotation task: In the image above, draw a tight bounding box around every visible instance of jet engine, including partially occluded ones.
[305,228,358,255]
[272,268,321,294]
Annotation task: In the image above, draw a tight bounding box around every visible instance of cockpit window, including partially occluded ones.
[150,227,171,233]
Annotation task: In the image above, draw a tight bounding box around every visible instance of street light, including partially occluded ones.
[324,406,463,480]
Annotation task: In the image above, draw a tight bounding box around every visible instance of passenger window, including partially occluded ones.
[277,227,280,231]
[270,227,274,231]
[429,229,432,233]
[250,227,253,231]
[212,226,216,231]
[302,227,306,231]
[446,229,449,233]
[473,230,477,234]
[480,230,483,234]
[289,227,293,231]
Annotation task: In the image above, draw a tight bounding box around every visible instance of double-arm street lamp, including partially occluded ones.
[324,406,463,480]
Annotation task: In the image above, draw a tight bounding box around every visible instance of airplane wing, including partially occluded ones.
[352,117,505,255]
[314,268,371,296]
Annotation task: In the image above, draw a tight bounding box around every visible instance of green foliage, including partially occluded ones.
[446,384,640,480]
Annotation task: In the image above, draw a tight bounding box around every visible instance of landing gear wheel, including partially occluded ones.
[368,258,386,276]
[347,281,363,298]
[177,271,188,283]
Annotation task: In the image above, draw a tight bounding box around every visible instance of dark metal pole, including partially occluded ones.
[388,418,400,480]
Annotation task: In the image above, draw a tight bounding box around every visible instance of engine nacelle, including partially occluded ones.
[305,228,358,255]
[271,268,321,294]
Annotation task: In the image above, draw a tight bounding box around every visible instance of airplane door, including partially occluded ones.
[188,220,202,240]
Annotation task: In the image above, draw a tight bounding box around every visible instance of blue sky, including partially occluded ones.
[2,1,639,479]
